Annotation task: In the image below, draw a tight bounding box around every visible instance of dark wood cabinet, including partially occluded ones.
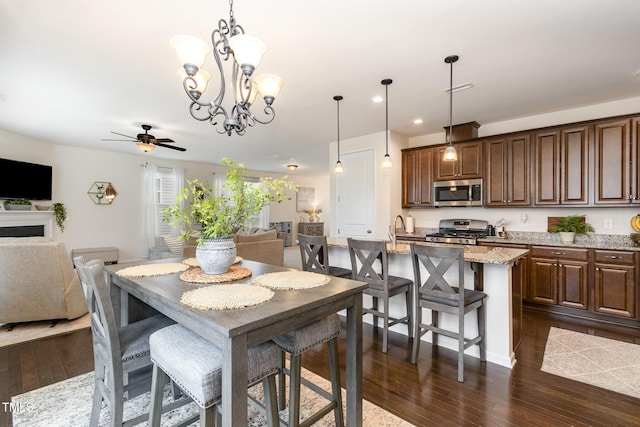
[593,118,632,204]
[528,246,589,310]
[435,140,483,180]
[533,125,589,205]
[402,147,434,208]
[593,250,636,318]
[484,133,530,207]
[632,117,640,204]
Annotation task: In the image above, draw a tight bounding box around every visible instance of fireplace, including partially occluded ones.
[0,211,54,238]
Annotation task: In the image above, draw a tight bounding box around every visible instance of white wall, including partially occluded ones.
[0,130,313,261]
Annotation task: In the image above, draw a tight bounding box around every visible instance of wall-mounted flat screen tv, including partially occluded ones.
[0,158,53,200]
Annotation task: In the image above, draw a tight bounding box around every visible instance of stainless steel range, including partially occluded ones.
[424,219,490,245]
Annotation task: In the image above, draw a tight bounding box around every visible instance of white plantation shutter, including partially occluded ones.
[156,167,176,236]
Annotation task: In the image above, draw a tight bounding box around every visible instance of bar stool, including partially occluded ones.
[347,238,413,353]
[74,257,179,427]
[409,243,487,382]
[148,323,279,426]
[273,313,344,427]
[298,234,351,278]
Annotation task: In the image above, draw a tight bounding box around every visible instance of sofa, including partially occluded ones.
[0,237,88,323]
[233,229,284,266]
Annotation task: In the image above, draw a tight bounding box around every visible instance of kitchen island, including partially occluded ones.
[327,237,528,369]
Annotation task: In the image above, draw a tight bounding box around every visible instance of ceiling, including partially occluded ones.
[1,0,640,175]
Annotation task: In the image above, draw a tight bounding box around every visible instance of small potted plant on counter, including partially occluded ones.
[549,215,594,244]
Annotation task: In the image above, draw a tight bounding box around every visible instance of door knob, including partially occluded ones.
[367,230,372,234]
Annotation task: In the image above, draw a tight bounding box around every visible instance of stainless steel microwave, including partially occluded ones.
[433,179,483,207]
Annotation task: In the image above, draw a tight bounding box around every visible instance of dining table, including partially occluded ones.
[104,257,367,427]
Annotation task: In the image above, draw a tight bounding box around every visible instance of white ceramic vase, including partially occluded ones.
[559,232,576,244]
[196,237,237,275]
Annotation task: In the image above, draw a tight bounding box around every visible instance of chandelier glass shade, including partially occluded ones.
[381,78,393,169]
[170,1,284,136]
[334,95,344,174]
[443,55,459,161]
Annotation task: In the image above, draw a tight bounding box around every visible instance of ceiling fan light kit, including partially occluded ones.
[170,0,284,136]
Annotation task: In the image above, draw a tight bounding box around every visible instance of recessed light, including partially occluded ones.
[287,164,298,171]
[372,95,383,103]
[413,119,424,125]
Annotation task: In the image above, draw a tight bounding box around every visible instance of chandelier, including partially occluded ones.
[170,0,284,136]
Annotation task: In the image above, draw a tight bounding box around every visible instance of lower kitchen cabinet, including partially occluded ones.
[528,246,589,310]
[593,250,637,318]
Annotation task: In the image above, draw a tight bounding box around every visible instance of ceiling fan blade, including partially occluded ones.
[102,138,134,142]
[155,142,186,152]
[110,131,137,139]
[155,138,175,143]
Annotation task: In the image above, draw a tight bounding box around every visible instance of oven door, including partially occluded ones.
[433,179,483,207]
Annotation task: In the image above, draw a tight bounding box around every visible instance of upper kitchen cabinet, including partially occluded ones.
[593,117,637,204]
[485,133,531,207]
[533,125,590,206]
[435,140,483,180]
[402,147,434,208]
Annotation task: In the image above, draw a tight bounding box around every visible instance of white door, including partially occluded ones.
[336,149,375,237]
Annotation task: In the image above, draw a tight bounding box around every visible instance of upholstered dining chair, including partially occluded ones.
[148,323,280,427]
[74,257,178,427]
[408,244,487,382]
[347,238,413,354]
[298,234,351,278]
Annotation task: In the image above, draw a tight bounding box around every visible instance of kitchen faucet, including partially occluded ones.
[389,214,406,247]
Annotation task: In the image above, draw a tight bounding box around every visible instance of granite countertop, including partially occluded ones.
[394,229,640,252]
[327,237,528,265]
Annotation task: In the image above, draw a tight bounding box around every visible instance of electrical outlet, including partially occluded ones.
[604,219,613,229]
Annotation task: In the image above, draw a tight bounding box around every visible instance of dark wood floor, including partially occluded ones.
[1,308,639,427]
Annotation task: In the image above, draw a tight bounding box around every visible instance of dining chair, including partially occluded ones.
[347,238,412,353]
[408,244,487,382]
[74,257,179,427]
[298,234,351,278]
[273,313,344,427]
[148,323,280,427]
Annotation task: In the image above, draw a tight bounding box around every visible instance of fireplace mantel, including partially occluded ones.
[0,210,54,237]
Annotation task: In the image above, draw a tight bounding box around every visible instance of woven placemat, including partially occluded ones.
[182,256,243,267]
[181,284,274,310]
[180,266,252,284]
[116,263,189,278]
[252,271,330,290]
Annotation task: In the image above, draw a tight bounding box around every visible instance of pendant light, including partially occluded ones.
[381,79,393,169]
[333,95,344,174]
[442,55,459,161]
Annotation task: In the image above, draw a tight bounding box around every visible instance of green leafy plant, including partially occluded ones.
[549,215,594,234]
[52,202,67,232]
[162,158,298,243]
[4,199,31,205]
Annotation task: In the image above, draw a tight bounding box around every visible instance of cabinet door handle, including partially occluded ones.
[605,255,622,259]
[551,251,563,255]
[595,267,600,271]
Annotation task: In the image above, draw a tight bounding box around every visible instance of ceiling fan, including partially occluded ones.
[102,124,186,152]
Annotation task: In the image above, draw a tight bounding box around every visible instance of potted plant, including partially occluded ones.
[3,199,32,211]
[162,158,297,274]
[549,215,594,244]
[53,202,67,232]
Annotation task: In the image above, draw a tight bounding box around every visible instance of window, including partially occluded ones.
[155,167,179,236]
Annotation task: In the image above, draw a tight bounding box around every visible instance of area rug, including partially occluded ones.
[0,313,90,348]
[541,327,640,399]
[12,367,414,426]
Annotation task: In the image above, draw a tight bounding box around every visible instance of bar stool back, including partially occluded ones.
[298,234,351,278]
[347,238,412,353]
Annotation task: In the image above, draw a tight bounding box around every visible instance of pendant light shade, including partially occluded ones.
[334,95,344,174]
[443,55,459,162]
[381,78,393,169]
